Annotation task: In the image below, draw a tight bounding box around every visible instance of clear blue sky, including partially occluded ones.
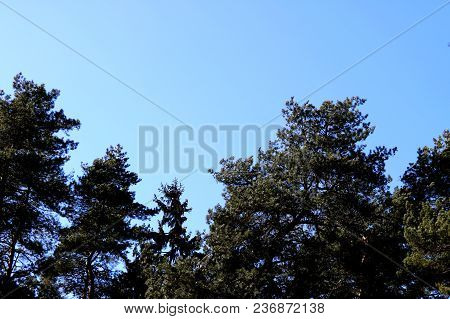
[1,1,449,232]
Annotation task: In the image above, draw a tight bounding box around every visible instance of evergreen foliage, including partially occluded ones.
[144,180,203,298]
[395,131,449,297]
[54,145,149,298]
[0,75,79,297]
[205,97,404,298]
[0,75,447,299]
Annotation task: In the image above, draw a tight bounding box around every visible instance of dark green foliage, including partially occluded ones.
[206,97,404,298]
[395,131,449,297]
[106,222,156,298]
[154,180,201,263]
[144,180,204,298]
[54,145,150,298]
[145,255,208,298]
[1,73,447,299]
[0,74,79,298]
[106,180,204,299]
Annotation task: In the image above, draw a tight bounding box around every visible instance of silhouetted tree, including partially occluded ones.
[154,180,200,263]
[2,74,446,300]
[54,146,148,298]
[0,74,79,298]
[144,180,203,298]
[206,97,404,298]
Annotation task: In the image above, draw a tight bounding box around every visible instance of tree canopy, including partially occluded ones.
[0,74,79,297]
[394,131,449,297]
[205,97,404,298]
[0,75,447,299]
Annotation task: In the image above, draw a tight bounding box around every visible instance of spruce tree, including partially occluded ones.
[144,180,203,298]
[0,74,79,297]
[154,180,200,263]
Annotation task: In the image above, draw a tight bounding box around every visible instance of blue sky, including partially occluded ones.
[1,1,449,232]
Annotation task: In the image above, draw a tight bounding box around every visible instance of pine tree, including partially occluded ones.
[54,145,149,298]
[395,131,449,297]
[3,73,444,300]
[0,74,79,298]
[206,97,403,298]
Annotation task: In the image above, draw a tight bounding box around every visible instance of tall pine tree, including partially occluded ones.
[54,145,148,298]
[395,131,449,297]
[0,74,79,297]
[206,97,404,298]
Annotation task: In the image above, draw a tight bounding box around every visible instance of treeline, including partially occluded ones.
[0,75,448,299]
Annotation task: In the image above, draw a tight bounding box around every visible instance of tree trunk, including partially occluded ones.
[5,234,18,280]
[87,263,95,299]
[83,253,96,299]
[82,267,89,299]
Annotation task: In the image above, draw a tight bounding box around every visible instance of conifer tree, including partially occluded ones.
[3,73,445,300]
[206,97,403,298]
[106,223,155,298]
[54,145,148,298]
[154,180,200,263]
[0,74,79,297]
[395,131,449,297]
[144,180,203,298]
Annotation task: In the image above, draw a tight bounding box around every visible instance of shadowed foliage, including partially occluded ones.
[394,131,449,297]
[205,97,406,298]
[0,75,79,298]
[54,146,150,298]
[0,75,447,299]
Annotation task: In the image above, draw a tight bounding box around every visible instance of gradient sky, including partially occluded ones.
[1,0,449,232]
